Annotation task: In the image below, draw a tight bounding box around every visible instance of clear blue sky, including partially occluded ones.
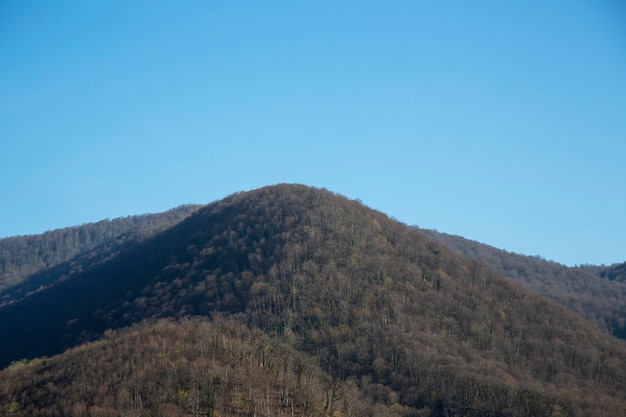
[1,1,625,266]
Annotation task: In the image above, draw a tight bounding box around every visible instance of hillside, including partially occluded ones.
[598,261,626,283]
[0,317,380,417]
[1,184,626,416]
[418,228,626,340]
[0,204,201,294]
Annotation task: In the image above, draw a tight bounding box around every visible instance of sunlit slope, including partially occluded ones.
[1,184,625,416]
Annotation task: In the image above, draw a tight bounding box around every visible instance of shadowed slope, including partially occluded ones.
[0,205,201,295]
[1,184,625,416]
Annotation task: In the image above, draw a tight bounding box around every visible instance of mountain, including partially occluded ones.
[0,204,201,294]
[417,228,626,340]
[1,184,626,416]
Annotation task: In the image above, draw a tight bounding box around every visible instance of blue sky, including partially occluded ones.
[1,1,625,266]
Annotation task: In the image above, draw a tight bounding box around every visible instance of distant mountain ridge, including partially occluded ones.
[417,228,626,340]
[0,204,201,295]
[1,184,625,416]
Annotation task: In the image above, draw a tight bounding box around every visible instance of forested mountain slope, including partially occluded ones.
[1,317,380,417]
[417,228,626,340]
[598,261,626,283]
[0,205,200,297]
[1,184,625,416]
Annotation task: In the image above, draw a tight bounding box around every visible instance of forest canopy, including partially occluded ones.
[1,184,625,417]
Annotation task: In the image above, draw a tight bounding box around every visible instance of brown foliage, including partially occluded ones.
[0,317,375,416]
[1,184,626,416]
[419,228,626,340]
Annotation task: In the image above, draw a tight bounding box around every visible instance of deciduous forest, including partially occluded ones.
[1,184,625,416]
[419,229,626,340]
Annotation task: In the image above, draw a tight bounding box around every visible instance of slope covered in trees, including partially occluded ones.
[0,317,379,417]
[1,184,625,416]
[598,261,626,283]
[417,229,626,340]
[0,205,200,292]
[0,205,200,304]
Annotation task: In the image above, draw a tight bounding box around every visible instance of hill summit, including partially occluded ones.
[1,184,626,416]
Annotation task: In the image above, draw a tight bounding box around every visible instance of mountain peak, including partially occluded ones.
[2,184,626,416]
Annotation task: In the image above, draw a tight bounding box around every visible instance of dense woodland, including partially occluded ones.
[0,205,200,293]
[418,229,626,340]
[0,317,380,417]
[598,261,626,283]
[1,185,626,416]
